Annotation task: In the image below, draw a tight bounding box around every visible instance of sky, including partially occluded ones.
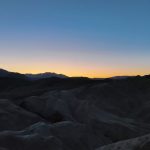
[0,0,150,77]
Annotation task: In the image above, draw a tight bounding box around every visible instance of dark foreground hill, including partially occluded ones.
[0,73,150,150]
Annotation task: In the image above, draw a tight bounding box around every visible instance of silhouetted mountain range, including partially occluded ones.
[0,68,143,80]
[26,72,68,80]
[0,68,68,80]
[0,68,27,79]
[0,68,150,150]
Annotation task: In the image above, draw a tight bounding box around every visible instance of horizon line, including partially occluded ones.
[0,68,149,79]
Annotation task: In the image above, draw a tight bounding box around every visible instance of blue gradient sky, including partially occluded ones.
[0,0,150,77]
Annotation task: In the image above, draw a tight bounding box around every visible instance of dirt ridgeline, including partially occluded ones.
[0,76,150,150]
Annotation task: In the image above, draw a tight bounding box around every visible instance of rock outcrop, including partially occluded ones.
[0,75,150,149]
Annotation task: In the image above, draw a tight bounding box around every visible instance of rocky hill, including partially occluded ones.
[0,70,150,150]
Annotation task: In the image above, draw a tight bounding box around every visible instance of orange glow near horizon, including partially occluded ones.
[2,64,149,78]
[1,45,150,78]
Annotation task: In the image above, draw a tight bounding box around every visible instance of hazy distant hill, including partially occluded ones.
[26,72,68,80]
[0,69,67,80]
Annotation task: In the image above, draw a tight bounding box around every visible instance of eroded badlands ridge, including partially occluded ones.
[0,72,150,150]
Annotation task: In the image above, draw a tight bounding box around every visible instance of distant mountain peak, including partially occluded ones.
[0,68,27,79]
[0,68,68,80]
[0,68,9,73]
[26,72,68,80]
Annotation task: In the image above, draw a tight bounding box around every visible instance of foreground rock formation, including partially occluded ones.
[0,74,150,149]
[96,133,150,150]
